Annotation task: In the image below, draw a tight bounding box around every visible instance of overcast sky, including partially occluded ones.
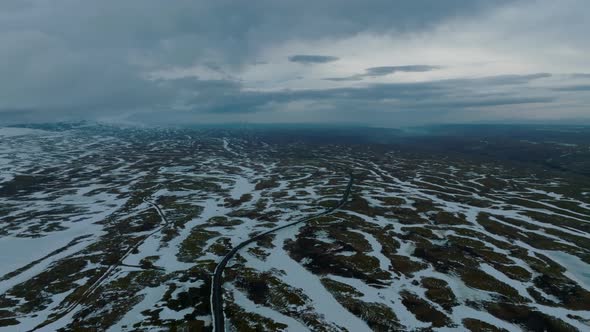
[1,0,589,126]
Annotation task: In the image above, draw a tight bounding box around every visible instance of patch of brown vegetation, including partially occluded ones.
[485,302,578,332]
[224,193,253,208]
[462,318,509,331]
[322,278,401,331]
[421,277,457,311]
[255,178,279,191]
[401,291,451,328]
[389,255,427,277]
[532,274,590,310]
[284,235,390,285]
[460,268,520,299]
[434,211,470,225]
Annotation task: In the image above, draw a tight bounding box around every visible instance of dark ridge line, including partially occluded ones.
[211,171,354,332]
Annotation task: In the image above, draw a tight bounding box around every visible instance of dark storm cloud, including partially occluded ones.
[553,85,590,91]
[469,73,551,85]
[143,74,556,116]
[1,0,512,122]
[1,72,556,124]
[289,55,339,64]
[0,0,583,125]
[322,76,364,82]
[325,65,441,81]
[115,74,558,126]
[366,65,441,75]
[569,73,590,78]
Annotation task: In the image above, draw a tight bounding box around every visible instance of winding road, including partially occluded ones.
[210,171,354,332]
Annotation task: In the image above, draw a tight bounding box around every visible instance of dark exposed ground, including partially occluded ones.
[0,123,589,331]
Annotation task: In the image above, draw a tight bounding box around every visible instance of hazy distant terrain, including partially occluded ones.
[1,124,589,331]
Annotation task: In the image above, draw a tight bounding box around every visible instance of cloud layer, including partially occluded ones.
[0,0,589,125]
[289,55,339,64]
[325,66,442,81]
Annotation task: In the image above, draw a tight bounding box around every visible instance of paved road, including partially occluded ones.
[211,172,354,332]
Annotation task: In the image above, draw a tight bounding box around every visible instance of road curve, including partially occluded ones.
[211,172,354,332]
